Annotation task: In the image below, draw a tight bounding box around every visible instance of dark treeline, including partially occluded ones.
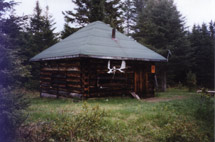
[61,0,214,89]
[1,0,214,90]
[188,23,214,88]
[130,0,214,89]
[0,0,214,141]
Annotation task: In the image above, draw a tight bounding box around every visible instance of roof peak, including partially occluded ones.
[87,21,114,29]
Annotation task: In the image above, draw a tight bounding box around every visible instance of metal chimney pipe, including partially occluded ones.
[112,28,116,39]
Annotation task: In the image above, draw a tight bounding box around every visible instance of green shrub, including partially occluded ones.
[69,103,108,141]
[157,119,209,142]
[51,103,121,142]
[177,81,183,89]
[18,122,53,142]
[194,94,214,141]
[18,103,123,142]
[186,71,197,91]
[195,94,214,123]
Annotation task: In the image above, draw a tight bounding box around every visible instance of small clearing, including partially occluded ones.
[23,88,213,142]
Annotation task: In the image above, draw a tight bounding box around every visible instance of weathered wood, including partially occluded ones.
[67,67,80,71]
[40,77,51,80]
[39,58,156,98]
[67,84,81,88]
[68,89,82,94]
[81,60,90,98]
[67,73,81,77]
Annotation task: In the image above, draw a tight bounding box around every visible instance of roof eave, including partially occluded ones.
[30,54,167,62]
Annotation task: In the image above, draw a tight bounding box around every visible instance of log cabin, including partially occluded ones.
[30,21,167,99]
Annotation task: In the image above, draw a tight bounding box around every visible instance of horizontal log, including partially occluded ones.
[40,82,132,89]
[42,67,58,71]
[66,76,80,80]
[58,63,67,66]
[67,82,81,86]
[40,72,52,76]
[52,84,66,88]
[54,75,67,78]
[40,75,52,78]
[67,89,82,94]
[67,73,81,78]
[96,73,127,77]
[66,62,80,67]
[96,70,108,73]
[52,80,67,84]
[66,78,80,82]
[92,89,129,95]
[89,82,97,86]
[41,87,68,92]
[88,85,97,89]
[58,67,67,71]
[89,92,129,97]
[40,77,51,80]
[41,67,80,72]
[96,87,129,92]
[67,67,80,71]
[95,77,127,80]
[67,84,81,88]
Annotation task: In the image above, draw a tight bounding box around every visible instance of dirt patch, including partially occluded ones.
[143,96,186,102]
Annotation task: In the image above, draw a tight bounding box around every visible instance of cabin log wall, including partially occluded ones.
[40,59,82,97]
[40,58,155,98]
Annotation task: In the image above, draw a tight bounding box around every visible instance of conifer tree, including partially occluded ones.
[43,6,58,47]
[62,0,124,38]
[63,0,91,27]
[103,0,124,31]
[28,2,57,57]
[189,23,214,88]
[61,23,79,39]
[209,21,215,40]
[0,1,29,141]
[89,0,105,22]
[26,1,58,89]
[0,5,30,87]
[133,0,146,14]
[132,0,190,84]
[122,0,136,35]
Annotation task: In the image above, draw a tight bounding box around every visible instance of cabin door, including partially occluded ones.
[134,70,144,96]
[134,66,155,97]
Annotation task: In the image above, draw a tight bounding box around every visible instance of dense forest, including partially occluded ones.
[1,0,214,90]
[0,0,214,141]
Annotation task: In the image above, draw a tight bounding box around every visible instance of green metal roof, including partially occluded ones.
[30,21,166,62]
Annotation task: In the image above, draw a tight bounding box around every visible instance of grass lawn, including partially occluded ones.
[22,88,214,142]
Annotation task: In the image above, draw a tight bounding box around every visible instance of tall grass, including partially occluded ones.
[19,88,214,142]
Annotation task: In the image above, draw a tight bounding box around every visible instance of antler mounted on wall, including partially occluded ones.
[107,60,126,74]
